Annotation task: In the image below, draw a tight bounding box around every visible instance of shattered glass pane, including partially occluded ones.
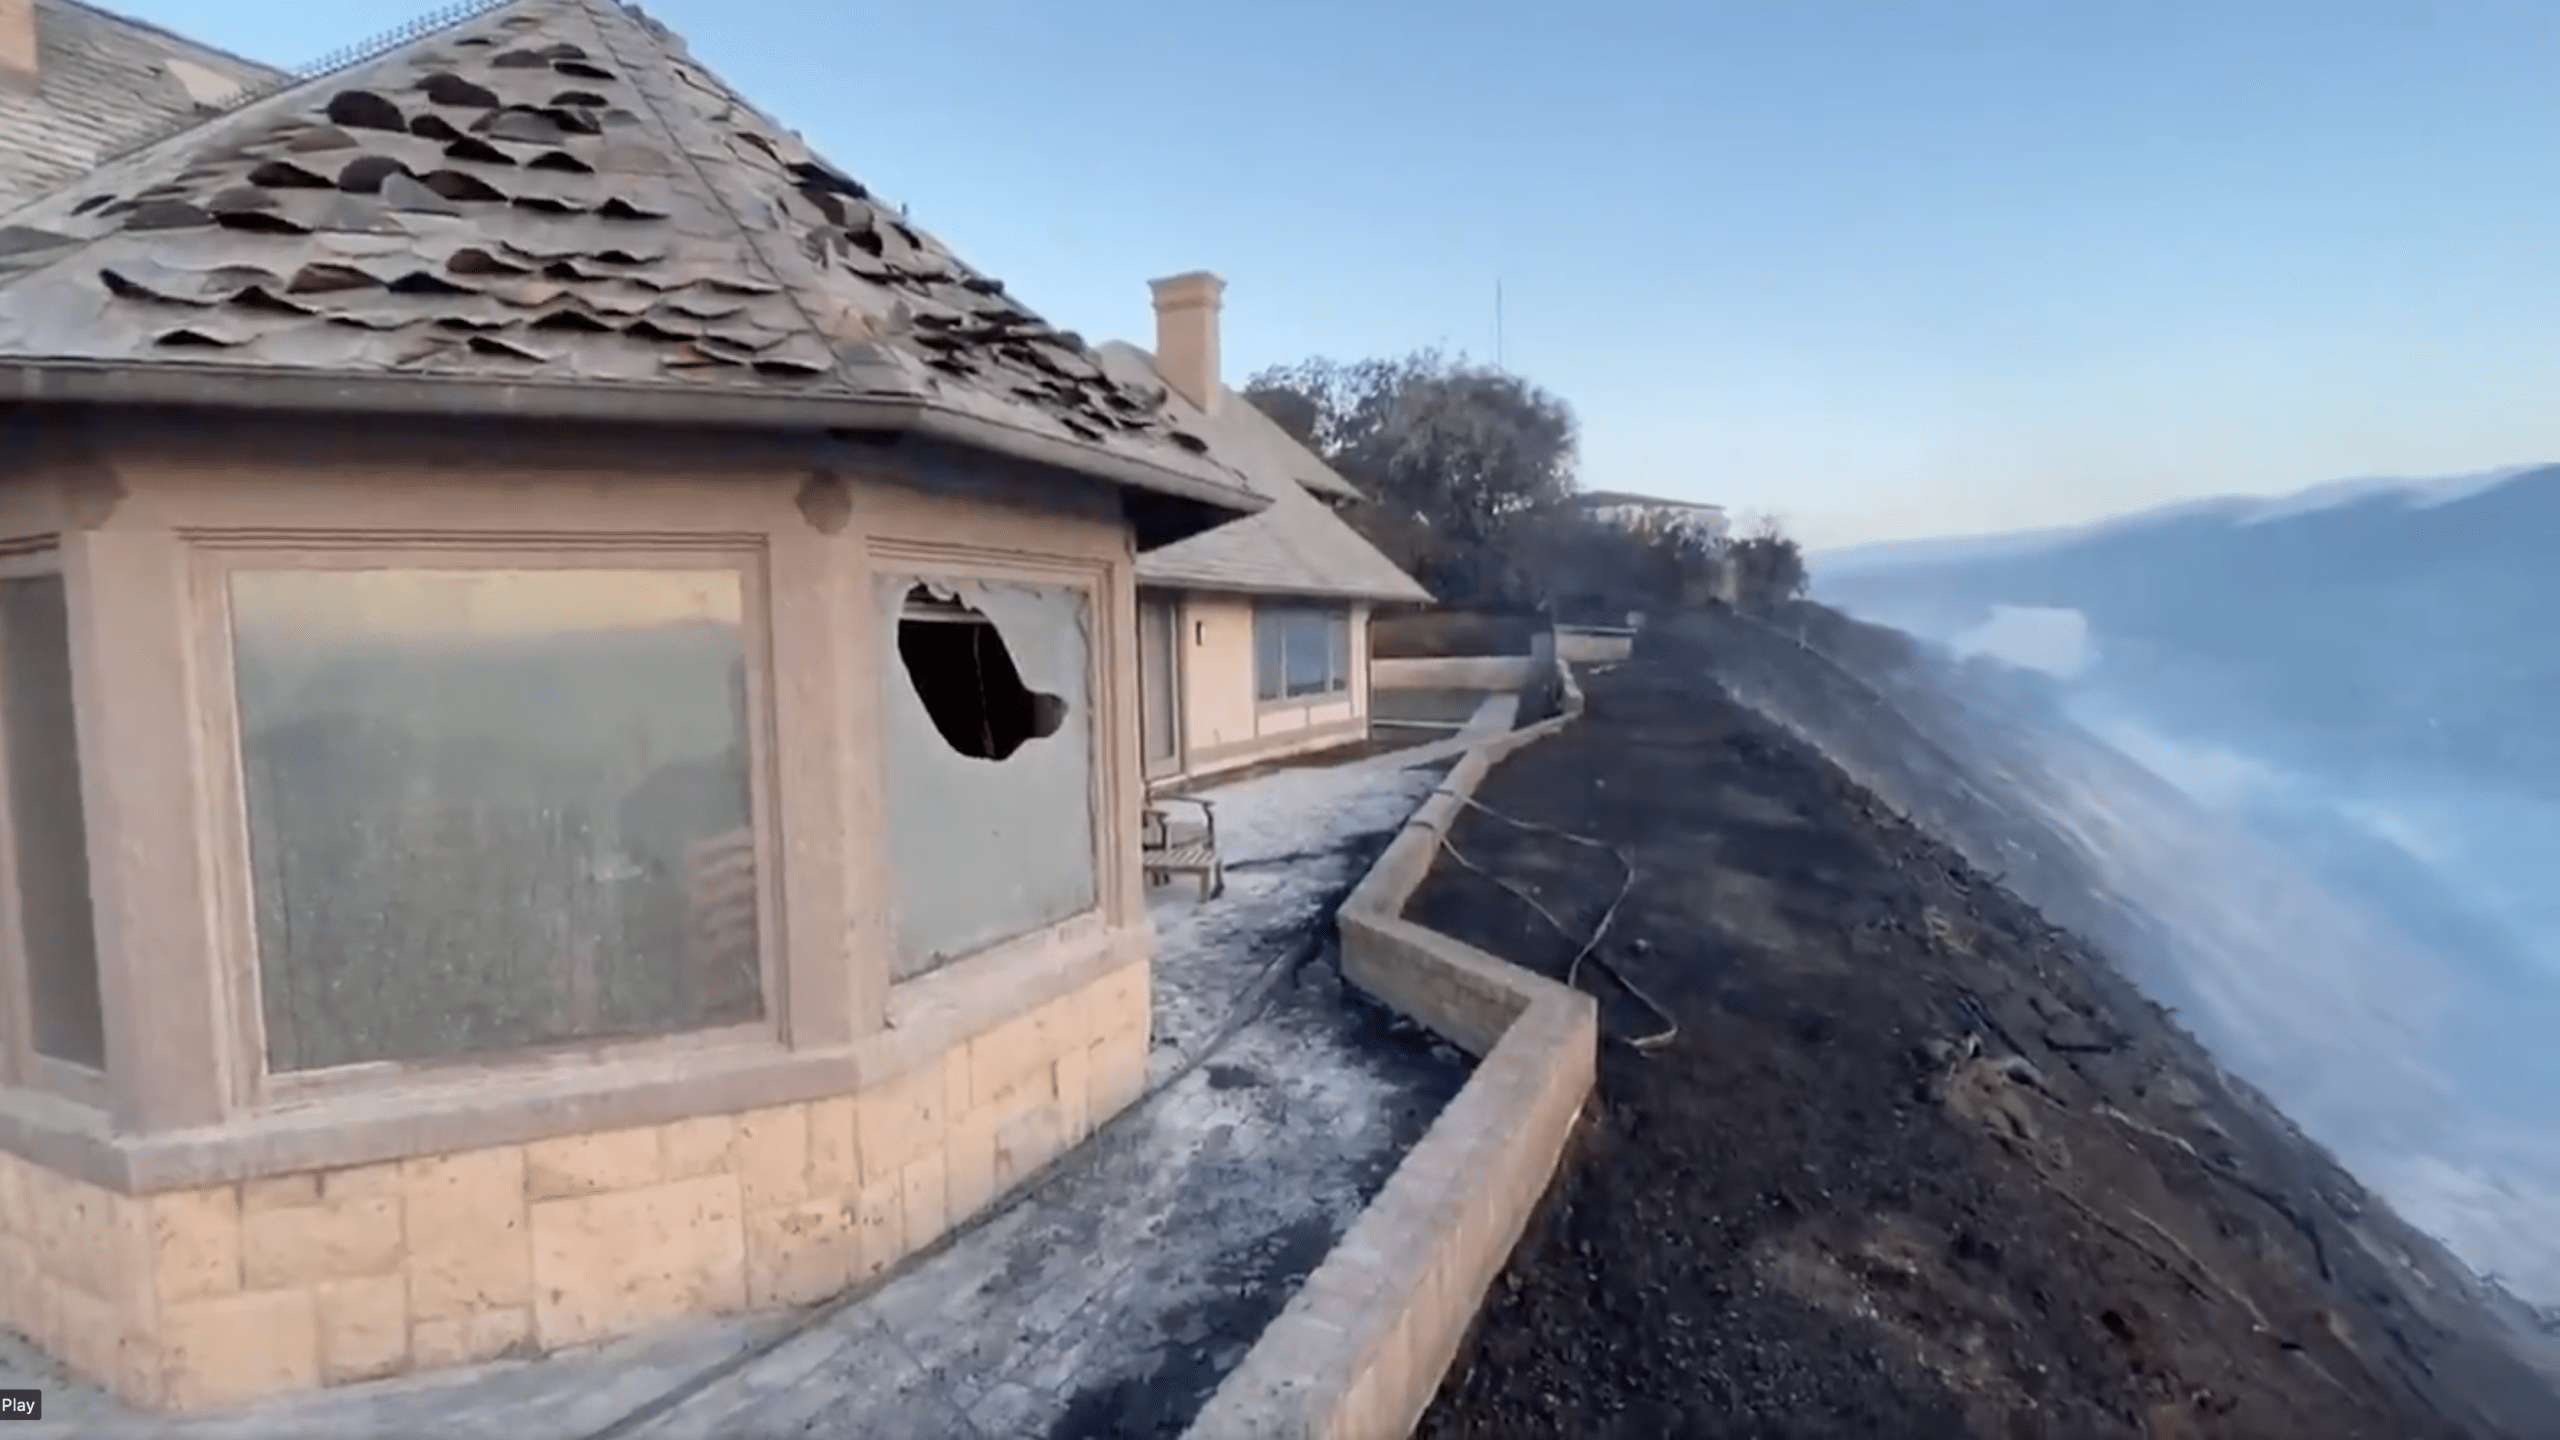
[229,567,764,1072]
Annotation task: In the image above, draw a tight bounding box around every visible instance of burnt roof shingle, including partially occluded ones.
[0,0,1262,519]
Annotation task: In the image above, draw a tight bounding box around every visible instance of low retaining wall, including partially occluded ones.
[1187,658,1598,1440]
[1371,624,1628,688]
[1554,625,1634,664]
[1369,655,1538,692]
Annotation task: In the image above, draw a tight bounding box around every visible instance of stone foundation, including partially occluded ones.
[0,958,1151,1412]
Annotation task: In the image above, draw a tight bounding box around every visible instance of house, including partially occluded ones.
[1568,488,1731,546]
[1101,272,1431,785]
[0,0,283,209]
[0,0,1270,1411]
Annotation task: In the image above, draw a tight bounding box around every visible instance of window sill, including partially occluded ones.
[3,1052,109,1111]
[1254,688,1354,714]
[0,916,1149,1196]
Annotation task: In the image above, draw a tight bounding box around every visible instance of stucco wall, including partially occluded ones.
[1170,593,1372,781]
[0,413,1161,1409]
[1177,593,1259,756]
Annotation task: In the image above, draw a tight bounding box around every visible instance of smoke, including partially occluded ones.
[1948,604,2096,679]
[1994,667,2560,1307]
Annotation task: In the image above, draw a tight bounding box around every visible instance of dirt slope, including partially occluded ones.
[1410,617,2559,1439]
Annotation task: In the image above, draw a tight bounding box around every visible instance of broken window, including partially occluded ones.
[0,570,105,1071]
[226,565,766,1073]
[879,576,1097,980]
[895,587,1068,761]
[1252,602,1354,702]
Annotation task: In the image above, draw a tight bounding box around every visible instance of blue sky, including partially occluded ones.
[116,0,2560,547]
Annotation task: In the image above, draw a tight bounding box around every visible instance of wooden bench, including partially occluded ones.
[1142,793,1225,901]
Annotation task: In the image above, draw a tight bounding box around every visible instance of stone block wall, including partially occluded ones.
[0,958,1151,1412]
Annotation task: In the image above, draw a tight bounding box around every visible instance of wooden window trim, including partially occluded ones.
[0,543,107,1111]
[185,538,791,1113]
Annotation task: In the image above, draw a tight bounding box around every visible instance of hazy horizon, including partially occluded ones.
[1813,458,2560,562]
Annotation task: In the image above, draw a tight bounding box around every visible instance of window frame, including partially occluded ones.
[1253,601,1354,706]
[0,544,107,1110]
[187,539,788,1110]
[870,551,1113,984]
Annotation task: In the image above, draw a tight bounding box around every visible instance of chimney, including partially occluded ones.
[1148,271,1225,415]
[0,0,36,90]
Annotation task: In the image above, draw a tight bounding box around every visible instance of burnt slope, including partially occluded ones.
[1411,615,2559,1440]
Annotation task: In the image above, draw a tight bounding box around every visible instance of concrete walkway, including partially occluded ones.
[13,700,1516,1440]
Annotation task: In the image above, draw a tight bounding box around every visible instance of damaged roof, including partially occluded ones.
[0,0,1265,525]
[0,0,283,212]
[1103,342,1431,606]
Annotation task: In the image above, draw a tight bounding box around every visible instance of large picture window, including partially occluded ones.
[0,565,105,1074]
[224,562,769,1074]
[1253,602,1353,702]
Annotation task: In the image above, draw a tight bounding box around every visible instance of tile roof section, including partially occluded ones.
[0,0,1261,518]
[0,0,283,211]
[1105,341,1432,605]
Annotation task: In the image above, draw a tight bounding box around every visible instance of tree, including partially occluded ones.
[1503,502,1731,621]
[1244,350,1579,608]
[1728,517,1809,610]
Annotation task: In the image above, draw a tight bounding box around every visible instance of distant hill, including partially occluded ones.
[1816,464,2550,579]
[1816,463,2560,796]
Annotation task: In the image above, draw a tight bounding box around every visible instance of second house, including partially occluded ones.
[1105,273,1431,787]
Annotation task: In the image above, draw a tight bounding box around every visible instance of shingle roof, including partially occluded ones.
[1261,424,1363,503]
[0,0,1264,524]
[0,0,283,211]
[1104,342,1431,605]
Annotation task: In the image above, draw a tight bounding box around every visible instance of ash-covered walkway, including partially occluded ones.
[15,697,1516,1440]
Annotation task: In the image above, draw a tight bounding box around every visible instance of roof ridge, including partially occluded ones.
[571,0,845,388]
[102,0,524,163]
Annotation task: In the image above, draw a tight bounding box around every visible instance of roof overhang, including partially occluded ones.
[0,358,1268,548]
[1127,572,1435,607]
